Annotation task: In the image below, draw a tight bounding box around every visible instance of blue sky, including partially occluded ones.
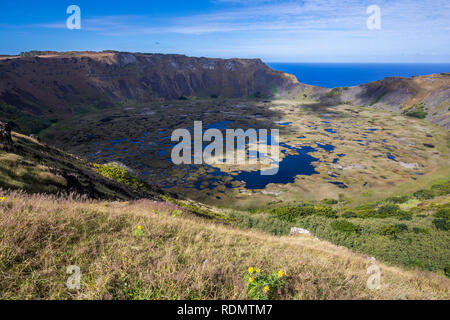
[0,0,449,62]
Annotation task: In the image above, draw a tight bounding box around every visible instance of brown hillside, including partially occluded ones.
[341,73,450,128]
[0,51,307,134]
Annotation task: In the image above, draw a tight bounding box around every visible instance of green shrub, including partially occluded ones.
[412,182,450,200]
[403,103,428,119]
[322,198,338,205]
[341,211,357,218]
[395,224,408,232]
[405,110,427,119]
[326,88,342,98]
[430,181,450,196]
[92,162,145,190]
[271,205,337,222]
[432,208,450,231]
[433,219,450,231]
[398,212,413,221]
[412,227,430,235]
[314,206,338,218]
[331,220,360,234]
[386,195,410,204]
[380,224,402,236]
[354,208,378,218]
[271,205,314,222]
[434,208,450,220]
[413,181,450,200]
[377,204,400,216]
[414,189,436,200]
[405,259,425,269]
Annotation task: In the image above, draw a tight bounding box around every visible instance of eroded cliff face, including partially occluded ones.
[0,52,305,129]
[341,74,450,129]
[1,51,448,133]
[311,73,450,129]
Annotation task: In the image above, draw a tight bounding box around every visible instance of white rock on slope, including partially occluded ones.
[289,227,311,236]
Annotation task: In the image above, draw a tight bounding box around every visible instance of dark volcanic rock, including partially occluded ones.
[0,121,13,150]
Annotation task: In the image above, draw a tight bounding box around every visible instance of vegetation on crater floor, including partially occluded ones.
[231,180,450,277]
[403,103,428,119]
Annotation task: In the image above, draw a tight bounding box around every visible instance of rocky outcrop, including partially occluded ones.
[289,227,311,236]
[0,121,13,150]
[339,74,450,129]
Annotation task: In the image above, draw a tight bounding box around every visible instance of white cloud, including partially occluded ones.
[27,0,449,61]
[34,0,449,37]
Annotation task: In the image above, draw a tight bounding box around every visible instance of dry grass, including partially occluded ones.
[0,190,449,300]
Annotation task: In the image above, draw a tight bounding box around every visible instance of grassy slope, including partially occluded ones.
[0,132,162,200]
[0,191,449,300]
[227,184,450,276]
[0,131,449,299]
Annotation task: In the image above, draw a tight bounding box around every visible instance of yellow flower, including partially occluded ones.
[278,270,284,278]
[0,197,5,202]
[249,277,255,283]
[137,225,142,231]
[248,267,254,274]
[256,268,261,273]
[264,285,270,293]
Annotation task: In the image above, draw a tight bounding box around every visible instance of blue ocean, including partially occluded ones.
[267,63,450,88]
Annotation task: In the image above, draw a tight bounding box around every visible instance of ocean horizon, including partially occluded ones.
[267,63,450,88]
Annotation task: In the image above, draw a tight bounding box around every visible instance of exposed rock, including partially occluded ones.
[289,227,311,236]
[116,53,137,66]
[398,162,419,170]
[344,164,366,170]
[0,121,13,150]
[261,190,283,196]
[333,164,366,170]
[29,134,40,142]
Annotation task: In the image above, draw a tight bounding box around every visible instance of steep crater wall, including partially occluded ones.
[0,52,307,133]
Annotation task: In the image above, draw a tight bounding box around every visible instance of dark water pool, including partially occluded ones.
[87,124,342,191]
[232,146,319,189]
